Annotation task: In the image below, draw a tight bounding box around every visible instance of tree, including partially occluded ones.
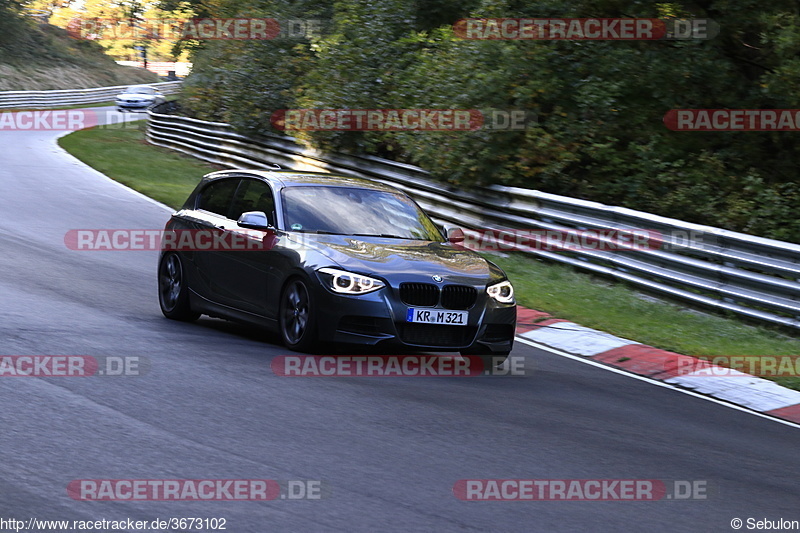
[164,0,800,241]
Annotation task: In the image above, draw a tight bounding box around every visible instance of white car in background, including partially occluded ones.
[115,85,165,112]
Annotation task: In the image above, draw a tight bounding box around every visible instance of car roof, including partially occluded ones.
[201,169,403,193]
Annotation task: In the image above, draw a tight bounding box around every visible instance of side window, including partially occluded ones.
[197,179,240,218]
[230,179,276,225]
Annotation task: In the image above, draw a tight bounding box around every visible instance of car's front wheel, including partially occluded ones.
[279,277,318,352]
[158,253,199,321]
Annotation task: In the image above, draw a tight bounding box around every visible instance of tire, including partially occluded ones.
[158,253,200,321]
[279,277,318,352]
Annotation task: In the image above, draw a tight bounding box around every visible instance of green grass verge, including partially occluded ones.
[58,124,800,391]
[58,124,218,209]
[489,252,800,390]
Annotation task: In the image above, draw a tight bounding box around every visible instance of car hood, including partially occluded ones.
[290,233,493,284]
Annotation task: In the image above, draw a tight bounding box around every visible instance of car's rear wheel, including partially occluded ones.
[280,277,318,352]
[158,253,199,321]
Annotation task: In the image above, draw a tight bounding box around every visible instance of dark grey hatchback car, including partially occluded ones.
[158,170,516,364]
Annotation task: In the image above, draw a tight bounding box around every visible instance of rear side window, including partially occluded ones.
[197,179,240,217]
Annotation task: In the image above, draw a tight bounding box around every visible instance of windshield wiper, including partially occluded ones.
[304,231,412,239]
[351,233,409,239]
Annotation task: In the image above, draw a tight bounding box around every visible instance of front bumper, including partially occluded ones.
[116,100,153,110]
[313,283,516,353]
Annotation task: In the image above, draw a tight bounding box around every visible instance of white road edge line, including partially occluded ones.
[515,335,800,430]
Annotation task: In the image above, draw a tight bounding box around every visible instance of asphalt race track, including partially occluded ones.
[0,110,797,532]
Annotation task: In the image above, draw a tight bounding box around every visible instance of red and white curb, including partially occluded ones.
[514,307,800,425]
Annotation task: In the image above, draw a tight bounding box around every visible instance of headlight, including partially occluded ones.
[318,267,385,295]
[487,280,515,304]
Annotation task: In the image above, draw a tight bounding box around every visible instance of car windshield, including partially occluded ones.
[124,87,156,94]
[281,186,443,240]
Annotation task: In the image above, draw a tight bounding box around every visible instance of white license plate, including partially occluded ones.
[406,308,468,326]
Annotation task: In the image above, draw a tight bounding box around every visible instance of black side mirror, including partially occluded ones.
[237,211,273,230]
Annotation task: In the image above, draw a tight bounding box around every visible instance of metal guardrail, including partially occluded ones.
[146,106,800,330]
[0,81,183,110]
